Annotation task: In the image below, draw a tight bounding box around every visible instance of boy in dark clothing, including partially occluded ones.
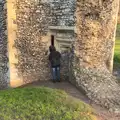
[49,46,61,82]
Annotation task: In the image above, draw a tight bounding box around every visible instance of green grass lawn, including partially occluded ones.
[115,38,120,53]
[116,24,120,38]
[115,38,120,58]
[114,24,120,68]
[0,87,96,120]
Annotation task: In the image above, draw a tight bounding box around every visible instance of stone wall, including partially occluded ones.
[13,0,76,84]
[51,0,75,26]
[71,0,120,112]
[14,0,52,84]
[0,0,8,89]
[0,0,76,89]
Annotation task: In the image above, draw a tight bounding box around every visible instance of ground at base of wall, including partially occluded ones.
[0,84,96,120]
[20,81,120,120]
[113,68,120,82]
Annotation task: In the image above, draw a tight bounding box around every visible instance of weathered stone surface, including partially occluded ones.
[13,0,76,83]
[1,0,120,114]
[71,0,120,112]
[60,51,71,81]
[0,0,8,89]
[14,0,52,84]
[51,0,75,26]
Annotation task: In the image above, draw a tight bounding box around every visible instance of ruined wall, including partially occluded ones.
[12,0,76,84]
[14,0,52,84]
[71,0,120,112]
[0,0,8,89]
[51,0,75,26]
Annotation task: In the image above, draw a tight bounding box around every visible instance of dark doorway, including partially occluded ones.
[51,35,54,46]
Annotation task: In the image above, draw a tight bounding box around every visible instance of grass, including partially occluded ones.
[115,38,120,54]
[114,24,120,69]
[116,24,120,38]
[114,52,120,69]
[114,24,120,68]
[0,87,96,120]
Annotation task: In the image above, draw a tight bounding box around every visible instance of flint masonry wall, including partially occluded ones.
[0,0,8,89]
[71,0,120,112]
[4,0,118,88]
[51,0,75,26]
[6,0,76,86]
[13,0,52,85]
[1,0,76,88]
